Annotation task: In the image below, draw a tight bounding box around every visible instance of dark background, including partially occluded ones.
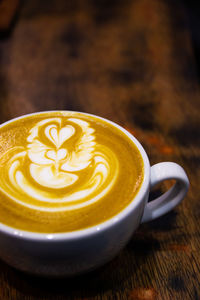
[183,0,200,77]
[0,0,199,299]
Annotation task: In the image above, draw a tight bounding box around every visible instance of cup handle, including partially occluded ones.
[141,162,189,223]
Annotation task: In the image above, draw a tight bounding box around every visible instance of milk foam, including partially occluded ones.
[1,117,119,212]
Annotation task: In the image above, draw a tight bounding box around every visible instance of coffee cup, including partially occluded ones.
[0,111,189,276]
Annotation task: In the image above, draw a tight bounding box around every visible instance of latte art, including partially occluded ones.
[1,117,118,211]
[0,112,144,233]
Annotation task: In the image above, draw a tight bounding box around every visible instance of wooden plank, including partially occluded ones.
[0,0,199,299]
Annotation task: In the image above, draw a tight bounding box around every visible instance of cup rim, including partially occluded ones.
[0,110,150,241]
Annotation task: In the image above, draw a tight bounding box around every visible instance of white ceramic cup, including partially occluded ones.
[0,111,189,276]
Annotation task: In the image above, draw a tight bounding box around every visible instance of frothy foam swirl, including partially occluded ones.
[0,117,119,212]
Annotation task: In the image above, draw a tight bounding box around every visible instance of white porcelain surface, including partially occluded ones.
[0,111,189,276]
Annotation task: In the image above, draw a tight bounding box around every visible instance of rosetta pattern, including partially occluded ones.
[0,118,119,211]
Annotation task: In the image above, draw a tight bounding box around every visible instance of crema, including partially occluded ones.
[0,112,144,233]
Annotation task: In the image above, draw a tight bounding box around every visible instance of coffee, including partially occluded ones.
[0,112,144,233]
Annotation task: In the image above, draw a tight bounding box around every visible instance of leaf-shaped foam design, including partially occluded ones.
[45,125,75,148]
[1,116,119,212]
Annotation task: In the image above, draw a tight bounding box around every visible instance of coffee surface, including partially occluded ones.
[0,112,144,233]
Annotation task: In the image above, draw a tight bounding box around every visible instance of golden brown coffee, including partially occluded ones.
[0,112,144,233]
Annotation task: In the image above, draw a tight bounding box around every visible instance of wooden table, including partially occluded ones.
[0,0,199,299]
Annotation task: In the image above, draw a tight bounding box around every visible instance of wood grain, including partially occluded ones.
[0,0,200,299]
